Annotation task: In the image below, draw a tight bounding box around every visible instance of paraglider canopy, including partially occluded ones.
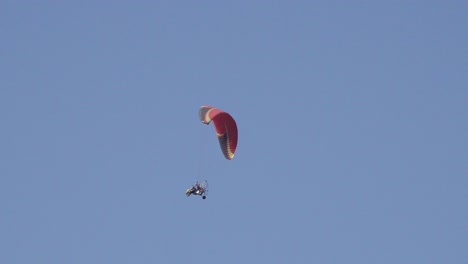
[199,106,238,160]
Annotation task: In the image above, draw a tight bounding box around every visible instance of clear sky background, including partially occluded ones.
[1,1,467,263]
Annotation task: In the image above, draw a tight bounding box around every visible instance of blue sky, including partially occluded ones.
[1,1,467,263]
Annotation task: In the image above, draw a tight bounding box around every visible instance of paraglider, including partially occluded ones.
[198,105,238,160]
[185,105,238,200]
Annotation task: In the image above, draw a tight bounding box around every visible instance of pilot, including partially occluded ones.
[185,186,196,196]
[185,182,207,199]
